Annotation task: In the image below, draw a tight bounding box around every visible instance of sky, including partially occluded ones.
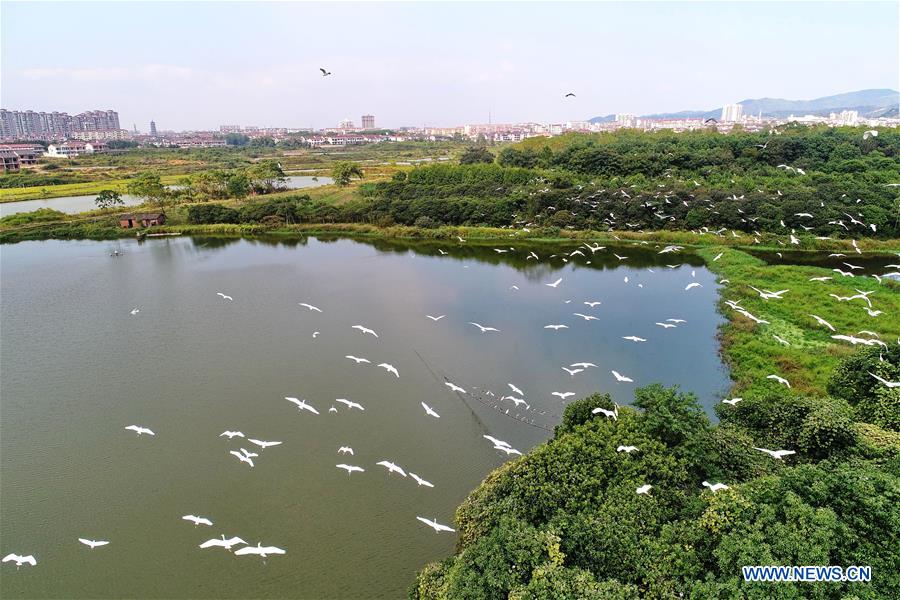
[2,1,898,131]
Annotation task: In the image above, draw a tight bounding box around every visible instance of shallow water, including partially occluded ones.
[0,236,730,598]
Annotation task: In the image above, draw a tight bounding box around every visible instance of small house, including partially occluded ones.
[119,213,166,228]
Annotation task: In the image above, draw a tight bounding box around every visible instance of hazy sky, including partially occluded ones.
[2,1,898,131]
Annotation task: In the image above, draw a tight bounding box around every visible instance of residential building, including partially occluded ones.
[338,118,355,130]
[721,103,743,123]
[361,115,375,129]
[45,140,106,158]
[0,109,120,141]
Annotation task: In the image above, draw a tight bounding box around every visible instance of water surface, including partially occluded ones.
[1,236,729,598]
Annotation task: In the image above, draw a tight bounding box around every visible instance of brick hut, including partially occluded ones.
[119,213,166,228]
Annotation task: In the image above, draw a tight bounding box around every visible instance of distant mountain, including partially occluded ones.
[589,89,899,122]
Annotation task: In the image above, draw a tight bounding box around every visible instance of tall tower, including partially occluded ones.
[149,120,158,136]
[361,115,375,129]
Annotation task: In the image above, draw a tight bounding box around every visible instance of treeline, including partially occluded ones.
[411,344,900,599]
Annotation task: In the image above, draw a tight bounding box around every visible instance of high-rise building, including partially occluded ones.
[361,115,375,129]
[149,120,158,136]
[721,104,743,123]
[339,118,354,130]
[615,114,636,127]
[0,108,121,141]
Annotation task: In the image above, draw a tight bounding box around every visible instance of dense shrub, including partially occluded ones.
[186,203,240,224]
[828,345,900,431]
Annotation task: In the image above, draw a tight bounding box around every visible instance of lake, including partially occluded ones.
[0,176,334,217]
[0,236,730,598]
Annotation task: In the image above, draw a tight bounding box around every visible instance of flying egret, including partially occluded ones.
[345,355,370,364]
[352,325,378,337]
[685,283,702,291]
[421,402,441,418]
[611,370,634,383]
[298,303,322,312]
[377,363,399,377]
[234,543,286,558]
[125,425,155,436]
[335,398,365,411]
[584,301,602,308]
[636,484,652,495]
[336,464,365,475]
[545,324,568,330]
[766,374,791,387]
[483,435,510,448]
[182,515,213,527]
[721,398,742,406]
[216,292,233,301]
[239,448,258,459]
[616,445,638,453]
[286,397,320,415]
[220,430,244,439]
[229,450,254,467]
[469,322,499,333]
[702,481,729,493]
[562,367,583,376]
[199,535,247,551]
[656,321,677,329]
[416,517,455,533]
[869,372,900,388]
[2,554,36,568]
[426,315,445,321]
[507,383,524,396]
[494,445,522,456]
[410,473,435,488]
[753,447,796,459]
[552,392,575,400]
[338,446,354,455]
[445,382,466,394]
[667,319,686,324]
[130,308,140,315]
[376,460,407,476]
[622,336,646,342]
[573,313,599,321]
[592,407,617,420]
[809,314,836,331]
[773,335,790,346]
[248,439,282,449]
[545,278,563,288]
[78,538,109,549]
[570,362,597,369]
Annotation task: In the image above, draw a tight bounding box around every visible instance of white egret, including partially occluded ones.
[469,322,499,333]
[416,517,455,533]
[721,398,742,406]
[545,278,563,288]
[78,538,109,549]
[286,397,320,415]
[562,367,583,376]
[573,313,599,321]
[376,460,407,476]
[622,336,646,342]
[508,383,524,396]
[766,374,791,387]
[229,450,254,467]
[592,407,617,420]
[636,484,652,495]
[421,402,441,418]
[220,430,244,439]
[2,554,36,568]
[336,464,364,475]
[199,535,247,551]
[182,515,213,527]
[298,303,322,312]
[552,392,575,400]
[335,398,365,411]
[570,362,597,369]
[377,363,399,377]
[753,447,796,459]
[655,322,676,329]
[234,543,285,558]
[702,481,729,493]
[352,325,378,337]
[248,439,282,449]
[445,382,466,394]
[426,315,446,321]
[685,283,702,291]
[809,314,836,331]
[216,292,233,301]
[410,473,435,488]
[345,355,370,364]
[130,308,140,315]
[483,435,510,448]
[545,324,568,331]
[239,448,258,459]
[494,445,522,456]
[338,446,354,455]
[611,370,634,383]
[616,445,638,453]
[667,319,686,324]
[125,425,155,436]
[869,372,900,388]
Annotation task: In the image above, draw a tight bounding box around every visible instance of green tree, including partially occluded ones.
[226,172,251,199]
[125,172,168,210]
[331,161,364,186]
[94,189,124,210]
[459,146,495,165]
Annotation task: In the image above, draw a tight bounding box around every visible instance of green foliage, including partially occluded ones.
[125,172,168,209]
[331,161,364,186]
[94,189,123,210]
[238,195,310,224]
[186,203,240,225]
[828,345,900,431]
[0,208,67,226]
[459,146,495,165]
[225,133,250,146]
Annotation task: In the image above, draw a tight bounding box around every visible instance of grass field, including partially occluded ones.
[0,176,183,202]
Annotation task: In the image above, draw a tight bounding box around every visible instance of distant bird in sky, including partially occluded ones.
[469,322,499,333]
[484,435,511,448]
[345,355,370,364]
[319,68,331,76]
[410,473,435,487]
[570,362,597,369]
[667,318,686,324]
[336,464,364,475]
[234,543,286,558]
[182,515,213,527]
[721,397,742,405]
[445,382,466,394]
[338,446,354,455]
[636,484,652,495]
[248,439,282,449]
[2,554,36,568]
[753,447,796,459]
[416,516,455,533]
[573,313,599,321]
[545,324,568,330]
[552,392,575,400]
[125,425,154,436]
[656,322,676,329]
[298,303,322,312]
[584,301,602,308]
[78,538,109,549]
[869,372,900,388]
[426,315,445,321]
[766,374,791,388]
[421,402,441,418]
[130,308,140,315]
[617,445,638,453]
[229,450,254,467]
[564,92,576,98]
[216,292,233,301]
[562,367,583,376]
[809,314,836,331]
[685,282,702,291]
[352,325,378,337]
[545,278,563,288]
[622,336,646,342]
[220,430,244,439]
[199,535,247,551]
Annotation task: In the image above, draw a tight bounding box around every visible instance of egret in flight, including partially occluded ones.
[216,292,233,301]
[335,398,365,411]
[809,315,836,331]
[78,538,109,549]
[494,445,522,456]
[410,473,435,487]
[234,543,286,558]
[562,367,583,376]
[130,308,140,315]
[248,439,282,449]
[636,484,652,495]
[616,445,638,453]
[573,313,599,321]
[338,446,354,455]
[766,374,791,387]
[182,515,214,527]
[445,382,466,394]
[656,322,676,329]
[220,431,244,439]
[352,325,378,337]
[552,392,575,400]
[345,355,370,364]
[611,370,634,383]
[508,383,524,396]
[426,315,445,321]
[721,397,742,406]
[545,324,569,330]
[702,481,729,493]
[199,535,247,551]
[421,402,441,418]
[378,363,399,377]
[592,407,617,420]
[869,372,900,388]
[483,435,510,448]
[230,450,254,467]
[753,447,796,459]
[2,554,36,568]
[546,278,563,288]
[584,301,602,308]
[286,397,320,415]
[336,464,365,475]
[125,425,155,436]
[376,460,407,476]
[469,322,499,333]
[622,336,646,342]
[298,303,322,312]
[685,283,702,291]
[416,517,455,533]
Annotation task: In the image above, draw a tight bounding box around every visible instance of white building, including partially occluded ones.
[615,114,636,127]
[339,118,355,130]
[45,140,105,158]
[721,104,743,123]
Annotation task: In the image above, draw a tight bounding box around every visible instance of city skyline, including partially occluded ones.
[3,2,898,130]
